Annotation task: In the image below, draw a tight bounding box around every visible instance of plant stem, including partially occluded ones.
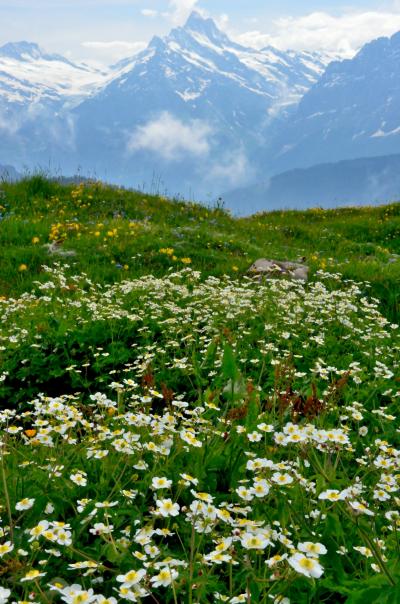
[169,565,179,604]
[188,523,195,604]
[1,447,13,543]
[358,525,396,587]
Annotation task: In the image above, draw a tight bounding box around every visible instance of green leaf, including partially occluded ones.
[221,343,237,382]
[222,377,247,400]
[245,395,260,432]
[102,543,124,565]
[345,585,399,604]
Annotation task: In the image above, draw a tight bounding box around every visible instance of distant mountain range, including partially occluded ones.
[0,41,107,105]
[0,12,399,211]
[225,153,400,214]
[261,31,400,175]
[0,163,19,181]
[0,13,335,196]
[72,12,335,194]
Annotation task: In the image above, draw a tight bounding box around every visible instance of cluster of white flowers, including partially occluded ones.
[0,267,398,602]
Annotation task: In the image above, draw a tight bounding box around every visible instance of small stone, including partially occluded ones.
[248,258,309,282]
[44,242,77,257]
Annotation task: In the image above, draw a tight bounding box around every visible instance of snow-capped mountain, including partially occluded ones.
[0,12,336,197]
[0,41,115,168]
[264,30,400,174]
[70,11,333,194]
[111,12,331,112]
[0,41,108,106]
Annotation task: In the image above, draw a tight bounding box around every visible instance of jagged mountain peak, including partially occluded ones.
[0,40,92,70]
[264,27,400,177]
[0,41,45,60]
[166,10,234,50]
[184,11,223,37]
[355,29,400,63]
[0,39,110,108]
[148,35,167,51]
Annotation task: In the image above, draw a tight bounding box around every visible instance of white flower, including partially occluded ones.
[179,473,198,485]
[241,532,270,550]
[247,431,262,442]
[15,497,35,511]
[59,585,97,603]
[151,476,172,490]
[354,546,373,558]
[70,472,87,486]
[297,542,327,557]
[190,491,214,503]
[21,569,47,581]
[29,520,50,541]
[54,528,73,546]
[251,479,270,498]
[89,522,114,535]
[373,489,390,501]
[180,429,202,447]
[271,473,293,485]
[318,489,346,501]
[348,500,375,516]
[236,486,254,501]
[203,551,232,564]
[246,458,274,471]
[95,501,118,508]
[288,553,324,578]
[0,541,13,557]
[116,568,147,587]
[257,423,274,433]
[155,498,180,517]
[150,567,178,587]
[117,584,149,601]
[0,586,11,603]
[144,544,160,558]
[265,554,288,568]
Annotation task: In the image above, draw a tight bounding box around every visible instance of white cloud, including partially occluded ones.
[168,0,199,24]
[235,9,400,55]
[139,0,200,26]
[207,149,254,188]
[141,9,159,18]
[128,112,212,160]
[81,40,146,61]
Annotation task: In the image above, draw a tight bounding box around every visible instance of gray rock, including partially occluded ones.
[248,258,309,281]
[44,242,77,257]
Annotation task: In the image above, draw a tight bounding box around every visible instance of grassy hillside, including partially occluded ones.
[1,176,399,319]
[0,177,399,604]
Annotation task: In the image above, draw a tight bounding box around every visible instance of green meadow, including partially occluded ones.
[0,176,399,604]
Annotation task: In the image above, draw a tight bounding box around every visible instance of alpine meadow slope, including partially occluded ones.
[0,177,399,603]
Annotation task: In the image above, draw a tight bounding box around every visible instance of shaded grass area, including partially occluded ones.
[1,175,399,320]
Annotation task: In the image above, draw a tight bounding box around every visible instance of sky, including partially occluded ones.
[1,0,400,64]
